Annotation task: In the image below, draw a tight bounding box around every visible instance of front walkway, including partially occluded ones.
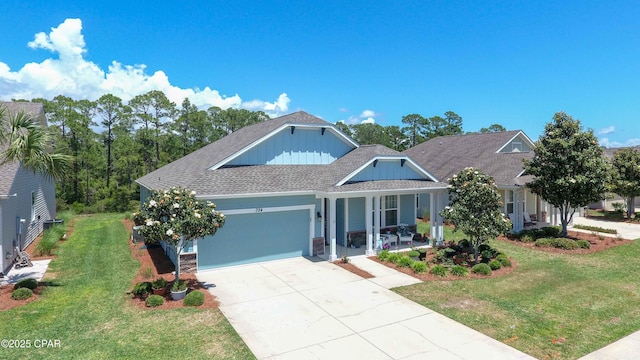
[197,257,534,360]
[0,260,51,286]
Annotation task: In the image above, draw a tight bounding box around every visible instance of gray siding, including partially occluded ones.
[1,166,55,275]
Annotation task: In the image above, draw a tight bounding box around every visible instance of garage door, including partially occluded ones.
[197,208,311,270]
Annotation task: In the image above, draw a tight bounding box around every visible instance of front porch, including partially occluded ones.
[318,189,449,262]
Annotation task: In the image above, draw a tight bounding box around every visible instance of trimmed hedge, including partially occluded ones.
[184,290,205,306]
[535,237,579,250]
[472,263,492,275]
[145,294,164,307]
[488,259,502,270]
[11,288,33,300]
[14,278,38,290]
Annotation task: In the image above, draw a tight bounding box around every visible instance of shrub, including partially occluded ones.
[472,263,492,275]
[406,250,420,258]
[541,226,561,238]
[553,238,578,250]
[429,265,448,277]
[534,238,554,247]
[481,250,493,263]
[145,294,164,307]
[14,278,38,290]
[387,252,402,264]
[132,282,152,298]
[450,265,470,277]
[576,240,591,249]
[152,278,167,290]
[396,256,414,268]
[411,261,427,274]
[458,239,470,249]
[488,259,502,270]
[35,225,66,256]
[520,234,536,243]
[377,249,390,261]
[496,254,512,267]
[612,202,626,214]
[183,290,205,306]
[535,237,578,250]
[11,288,33,300]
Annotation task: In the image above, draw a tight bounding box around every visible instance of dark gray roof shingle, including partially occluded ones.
[404,130,533,186]
[137,112,445,196]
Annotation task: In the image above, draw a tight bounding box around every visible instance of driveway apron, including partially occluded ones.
[197,257,534,359]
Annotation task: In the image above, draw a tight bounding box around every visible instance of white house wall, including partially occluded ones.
[227,127,353,166]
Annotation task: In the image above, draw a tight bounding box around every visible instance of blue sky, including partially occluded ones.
[0,1,638,147]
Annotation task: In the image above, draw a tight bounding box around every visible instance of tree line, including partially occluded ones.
[9,92,505,212]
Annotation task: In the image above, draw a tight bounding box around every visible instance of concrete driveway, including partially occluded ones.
[197,257,533,360]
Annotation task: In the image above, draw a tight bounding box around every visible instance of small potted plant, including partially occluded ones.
[170,279,188,300]
[152,277,167,295]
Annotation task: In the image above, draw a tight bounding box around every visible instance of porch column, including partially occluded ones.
[436,191,446,245]
[513,190,522,232]
[365,196,375,255]
[429,192,436,239]
[328,197,337,261]
[374,195,381,244]
[320,198,325,238]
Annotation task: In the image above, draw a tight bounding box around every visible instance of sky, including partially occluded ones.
[0,0,638,147]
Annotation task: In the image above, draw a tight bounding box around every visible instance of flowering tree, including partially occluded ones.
[439,168,511,263]
[133,187,225,283]
[608,147,640,219]
[524,112,609,237]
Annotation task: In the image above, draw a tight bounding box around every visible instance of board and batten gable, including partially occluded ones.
[497,133,533,153]
[226,126,354,166]
[0,166,55,275]
[346,158,429,183]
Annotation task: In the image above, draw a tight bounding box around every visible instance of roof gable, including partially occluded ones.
[403,130,533,185]
[496,131,535,153]
[222,122,357,167]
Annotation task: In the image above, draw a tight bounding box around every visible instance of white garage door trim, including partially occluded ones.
[217,204,315,256]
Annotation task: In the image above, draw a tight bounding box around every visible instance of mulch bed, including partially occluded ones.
[125,218,219,310]
[368,252,518,282]
[333,261,375,278]
[497,230,632,255]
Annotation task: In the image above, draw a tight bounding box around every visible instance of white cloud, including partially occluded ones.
[0,18,289,117]
[598,126,615,135]
[360,109,375,118]
[341,109,378,125]
[599,137,640,148]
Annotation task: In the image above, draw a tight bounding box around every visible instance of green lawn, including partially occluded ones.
[395,236,640,359]
[0,213,254,360]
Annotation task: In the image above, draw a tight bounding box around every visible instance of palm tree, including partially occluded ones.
[0,104,71,180]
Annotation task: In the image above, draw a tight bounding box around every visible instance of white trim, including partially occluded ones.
[495,131,536,153]
[209,123,358,170]
[344,198,349,245]
[196,190,316,200]
[319,186,448,198]
[335,156,438,186]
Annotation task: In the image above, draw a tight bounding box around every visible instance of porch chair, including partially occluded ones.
[396,224,414,246]
[523,212,537,227]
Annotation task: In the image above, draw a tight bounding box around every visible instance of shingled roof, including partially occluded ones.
[404,130,534,186]
[137,112,441,196]
[0,102,46,194]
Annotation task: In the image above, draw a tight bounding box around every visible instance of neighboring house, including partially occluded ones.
[589,146,640,212]
[137,111,449,271]
[0,102,56,277]
[404,130,557,232]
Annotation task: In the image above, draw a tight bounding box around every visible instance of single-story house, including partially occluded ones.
[137,111,451,271]
[0,102,57,277]
[404,130,563,232]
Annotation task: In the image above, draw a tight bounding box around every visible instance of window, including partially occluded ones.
[31,191,36,221]
[511,141,522,152]
[384,195,398,227]
[506,190,514,214]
